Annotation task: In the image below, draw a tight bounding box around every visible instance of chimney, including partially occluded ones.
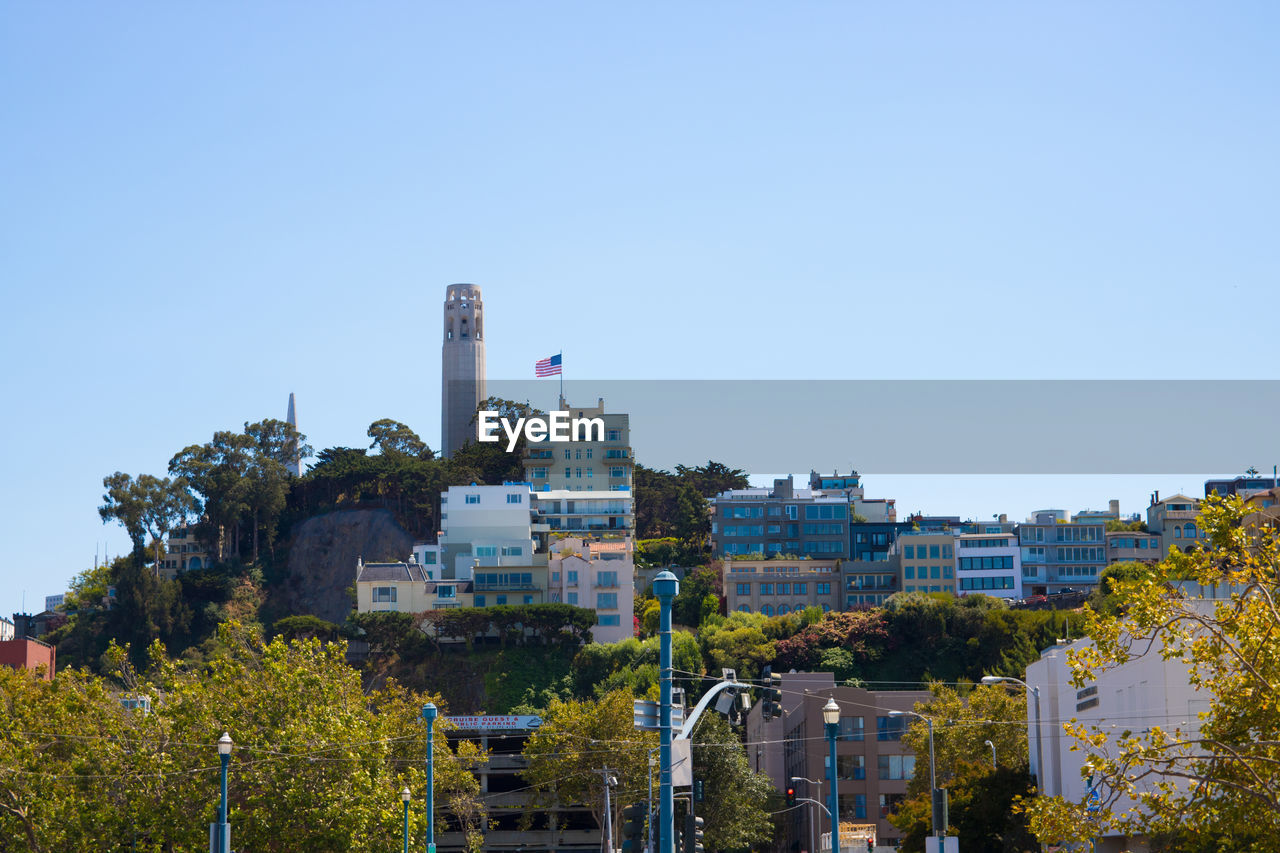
[999,513,1007,523]
[1109,499,1120,517]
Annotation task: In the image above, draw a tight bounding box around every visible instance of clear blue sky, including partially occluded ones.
[2,3,1277,617]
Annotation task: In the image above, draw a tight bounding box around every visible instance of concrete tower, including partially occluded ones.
[285,392,301,477]
[441,284,487,457]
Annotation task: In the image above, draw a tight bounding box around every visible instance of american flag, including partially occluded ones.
[534,353,562,377]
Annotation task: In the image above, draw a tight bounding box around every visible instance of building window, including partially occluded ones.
[737,605,750,613]
[877,715,907,741]
[568,571,578,585]
[372,586,397,603]
[904,545,915,558]
[905,566,915,580]
[778,583,790,595]
[839,716,864,741]
[597,593,618,609]
[877,754,916,780]
[564,449,571,459]
[607,429,621,441]
[496,595,507,605]
[597,571,619,587]
[837,754,865,781]
[610,467,625,478]
[501,546,523,556]
[437,586,455,599]
[760,604,774,617]
[598,614,620,626]
[552,572,560,582]
[736,583,750,596]
[879,793,904,819]
[474,595,486,607]
[568,592,578,605]
[817,582,831,595]
[760,583,773,595]
[465,494,480,505]
[475,546,497,557]
[523,594,534,605]
[532,467,548,479]
[794,582,807,594]
[506,493,523,504]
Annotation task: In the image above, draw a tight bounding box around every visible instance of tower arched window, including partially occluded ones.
[737,604,750,613]
[460,317,469,339]
[1174,526,1181,538]
[761,604,774,617]
[1184,523,1196,539]
[777,604,789,615]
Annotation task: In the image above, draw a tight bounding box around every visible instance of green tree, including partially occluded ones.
[367,418,432,459]
[690,712,775,850]
[889,684,1034,851]
[698,612,775,680]
[98,471,150,559]
[521,691,657,838]
[1022,495,1280,850]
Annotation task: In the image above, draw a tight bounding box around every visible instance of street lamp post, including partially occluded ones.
[889,710,938,838]
[422,702,438,853]
[791,776,823,853]
[653,571,680,853]
[984,739,997,770]
[402,787,412,853]
[981,676,1043,791]
[215,732,232,853]
[822,699,840,853]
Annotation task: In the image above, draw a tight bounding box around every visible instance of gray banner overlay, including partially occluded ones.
[482,380,1279,474]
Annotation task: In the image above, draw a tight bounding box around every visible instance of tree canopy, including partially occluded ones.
[1024,496,1280,851]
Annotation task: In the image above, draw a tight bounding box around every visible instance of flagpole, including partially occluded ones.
[559,350,564,407]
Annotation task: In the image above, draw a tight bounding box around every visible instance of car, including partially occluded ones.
[1024,594,1048,604]
[1053,587,1079,596]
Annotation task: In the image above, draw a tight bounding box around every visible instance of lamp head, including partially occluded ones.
[980,676,1001,685]
[402,786,411,803]
[217,732,232,756]
[422,702,438,723]
[822,698,840,726]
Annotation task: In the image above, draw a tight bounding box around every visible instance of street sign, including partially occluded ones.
[444,714,543,731]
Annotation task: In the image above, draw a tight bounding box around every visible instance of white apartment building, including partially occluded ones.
[1025,595,1228,852]
[533,489,634,540]
[437,483,539,580]
[955,532,1022,599]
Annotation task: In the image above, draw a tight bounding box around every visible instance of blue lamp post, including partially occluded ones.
[422,702,438,853]
[402,787,411,853]
[653,570,679,853]
[822,699,840,853]
[215,732,232,853]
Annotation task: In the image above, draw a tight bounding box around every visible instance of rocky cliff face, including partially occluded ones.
[284,509,415,624]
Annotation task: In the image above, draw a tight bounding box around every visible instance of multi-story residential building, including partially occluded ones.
[1105,531,1163,564]
[1146,492,1202,557]
[523,396,633,493]
[850,522,912,563]
[438,484,540,580]
[158,523,213,579]
[711,476,851,559]
[354,558,470,613]
[533,489,634,541]
[0,615,13,641]
[1018,511,1106,596]
[775,681,932,851]
[895,531,956,594]
[807,470,898,522]
[955,532,1022,598]
[1204,473,1279,499]
[723,558,841,616]
[546,537,633,643]
[842,522,911,607]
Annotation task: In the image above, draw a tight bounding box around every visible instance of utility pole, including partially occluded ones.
[600,768,618,853]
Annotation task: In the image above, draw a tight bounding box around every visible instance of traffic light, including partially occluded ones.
[621,803,646,853]
[865,838,874,852]
[785,786,796,807]
[684,813,704,853]
[761,665,783,721]
[693,779,704,803]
